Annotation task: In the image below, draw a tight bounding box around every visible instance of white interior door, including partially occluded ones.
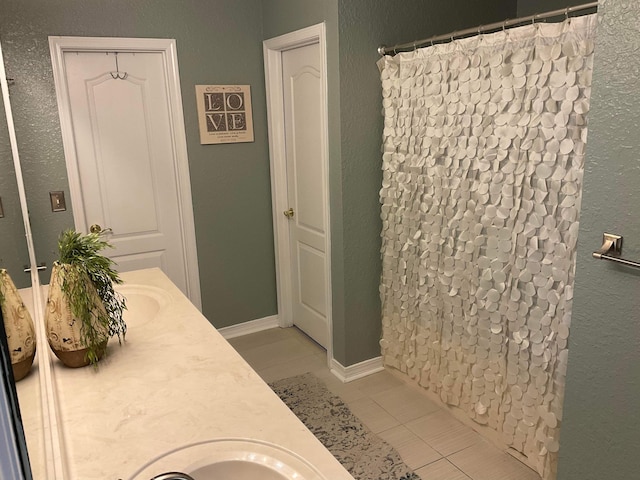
[60,50,192,298]
[282,42,329,348]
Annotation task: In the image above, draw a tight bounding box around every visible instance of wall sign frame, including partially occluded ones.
[195,85,254,144]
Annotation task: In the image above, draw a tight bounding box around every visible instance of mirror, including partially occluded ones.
[0,36,74,288]
[0,40,43,479]
[0,72,31,288]
[0,305,33,479]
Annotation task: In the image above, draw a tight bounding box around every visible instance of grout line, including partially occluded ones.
[422,456,445,468]
[237,328,526,480]
[445,443,475,459]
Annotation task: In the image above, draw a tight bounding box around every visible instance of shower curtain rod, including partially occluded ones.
[377,1,598,56]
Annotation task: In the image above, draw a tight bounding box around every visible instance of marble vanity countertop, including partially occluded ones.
[40,268,353,480]
[15,287,46,480]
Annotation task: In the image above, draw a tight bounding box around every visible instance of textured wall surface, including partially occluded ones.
[336,0,517,364]
[558,0,640,478]
[260,0,350,361]
[0,92,30,289]
[2,0,524,364]
[263,0,517,365]
[0,0,277,328]
[262,0,334,40]
[517,0,589,16]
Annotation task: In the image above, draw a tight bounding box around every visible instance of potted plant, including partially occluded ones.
[0,269,36,380]
[45,229,126,367]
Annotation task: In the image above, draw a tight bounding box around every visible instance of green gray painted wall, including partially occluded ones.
[335,0,516,364]
[517,0,588,16]
[0,92,30,289]
[262,0,516,365]
[262,0,337,40]
[0,0,277,328]
[558,0,640,478]
[4,0,639,473]
[2,0,522,365]
[260,0,349,361]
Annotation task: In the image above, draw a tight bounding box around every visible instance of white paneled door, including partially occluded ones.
[281,42,329,348]
[56,47,198,304]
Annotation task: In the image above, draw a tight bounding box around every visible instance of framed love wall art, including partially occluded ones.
[195,85,254,144]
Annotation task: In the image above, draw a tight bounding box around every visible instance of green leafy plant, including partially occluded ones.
[56,229,126,365]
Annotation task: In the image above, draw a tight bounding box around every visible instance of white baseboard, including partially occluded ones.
[218,315,280,339]
[330,356,384,383]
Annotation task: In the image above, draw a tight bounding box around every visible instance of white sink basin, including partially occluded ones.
[129,438,327,480]
[117,284,169,327]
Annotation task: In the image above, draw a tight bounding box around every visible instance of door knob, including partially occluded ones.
[90,224,113,234]
[283,208,295,219]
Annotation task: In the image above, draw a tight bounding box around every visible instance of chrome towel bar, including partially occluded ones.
[592,233,640,269]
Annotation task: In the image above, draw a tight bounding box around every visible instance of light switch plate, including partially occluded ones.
[50,191,66,212]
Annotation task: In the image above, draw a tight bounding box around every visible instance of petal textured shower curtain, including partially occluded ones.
[379,15,597,479]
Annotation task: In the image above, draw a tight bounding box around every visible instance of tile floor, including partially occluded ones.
[227,326,541,480]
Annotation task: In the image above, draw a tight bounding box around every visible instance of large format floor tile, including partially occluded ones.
[371,384,441,424]
[346,397,400,434]
[377,425,442,470]
[406,410,483,456]
[448,440,542,480]
[229,326,541,480]
[415,458,471,480]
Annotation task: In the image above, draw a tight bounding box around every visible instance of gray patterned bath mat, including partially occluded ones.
[269,373,421,480]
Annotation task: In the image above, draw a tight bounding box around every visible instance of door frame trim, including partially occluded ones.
[49,36,202,310]
[263,24,333,360]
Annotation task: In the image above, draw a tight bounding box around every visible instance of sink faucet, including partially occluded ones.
[150,473,196,480]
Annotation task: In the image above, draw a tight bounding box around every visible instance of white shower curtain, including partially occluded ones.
[378,15,597,479]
